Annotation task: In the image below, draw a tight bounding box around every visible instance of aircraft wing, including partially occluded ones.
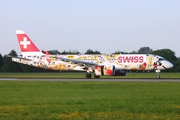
[57,57,98,66]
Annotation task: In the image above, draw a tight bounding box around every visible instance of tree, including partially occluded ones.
[113,50,128,54]
[172,59,180,72]
[152,49,177,62]
[152,49,178,72]
[0,53,3,71]
[129,51,138,54]
[45,50,61,55]
[3,50,22,72]
[138,47,153,54]
[9,50,18,56]
[61,49,80,54]
[85,49,101,54]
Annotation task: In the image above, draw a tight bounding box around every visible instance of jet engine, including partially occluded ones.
[94,65,126,76]
[114,69,126,76]
[94,65,115,76]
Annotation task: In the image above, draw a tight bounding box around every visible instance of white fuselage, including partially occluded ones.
[12,54,173,72]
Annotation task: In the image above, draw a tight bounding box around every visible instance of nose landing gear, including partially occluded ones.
[156,70,161,79]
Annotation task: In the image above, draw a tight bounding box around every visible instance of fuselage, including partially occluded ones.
[12,54,173,72]
[12,30,174,78]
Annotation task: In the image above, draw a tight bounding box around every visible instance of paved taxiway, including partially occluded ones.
[0,78,180,82]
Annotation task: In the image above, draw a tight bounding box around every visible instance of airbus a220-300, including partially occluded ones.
[9,30,174,78]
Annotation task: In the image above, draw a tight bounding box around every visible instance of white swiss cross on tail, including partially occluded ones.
[20,37,31,49]
[16,30,42,56]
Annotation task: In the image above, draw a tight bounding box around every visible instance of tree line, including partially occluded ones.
[0,47,180,72]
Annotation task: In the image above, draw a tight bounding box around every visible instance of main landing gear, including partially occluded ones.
[86,73,100,78]
[156,70,161,79]
[86,73,92,78]
[94,74,100,78]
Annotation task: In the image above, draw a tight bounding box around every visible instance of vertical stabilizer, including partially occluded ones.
[16,30,44,56]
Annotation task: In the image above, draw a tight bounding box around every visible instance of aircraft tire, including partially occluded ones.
[86,73,92,78]
[157,75,160,79]
[94,75,100,78]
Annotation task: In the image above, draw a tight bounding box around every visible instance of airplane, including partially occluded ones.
[9,30,174,79]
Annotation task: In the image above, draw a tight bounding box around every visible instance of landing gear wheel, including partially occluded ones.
[157,75,160,79]
[86,73,92,78]
[155,70,161,79]
[94,75,100,78]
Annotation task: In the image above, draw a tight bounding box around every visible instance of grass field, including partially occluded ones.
[0,72,180,78]
[0,81,180,119]
[0,72,180,119]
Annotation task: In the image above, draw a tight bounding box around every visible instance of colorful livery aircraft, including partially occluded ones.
[10,30,173,78]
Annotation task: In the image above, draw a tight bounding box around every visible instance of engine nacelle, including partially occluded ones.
[94,65,115,76]
[94,65,126,76]
[114,69,126,76]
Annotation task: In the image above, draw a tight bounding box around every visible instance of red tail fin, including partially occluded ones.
[16,30,40,52]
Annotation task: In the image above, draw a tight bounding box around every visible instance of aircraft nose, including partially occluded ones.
[166,61,174,69]
[169,62,174,68]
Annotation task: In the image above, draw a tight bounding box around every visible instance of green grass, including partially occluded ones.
[0,81,180,119]
[0,72,180,78]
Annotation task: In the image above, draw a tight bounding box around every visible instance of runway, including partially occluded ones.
[0,78,180,82]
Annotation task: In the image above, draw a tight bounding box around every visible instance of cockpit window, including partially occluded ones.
[158,58,166,61]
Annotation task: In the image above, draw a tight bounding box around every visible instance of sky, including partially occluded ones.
[0,0,180,56]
